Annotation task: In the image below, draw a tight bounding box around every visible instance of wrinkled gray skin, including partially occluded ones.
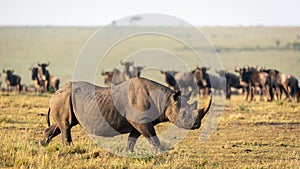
[41,77,212,152]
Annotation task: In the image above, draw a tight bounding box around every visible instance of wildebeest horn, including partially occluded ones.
[29,65,33,71]
[198,93,212,120]
[120,59,124,65]
[46,62,50,67]
[38,62,41,66]
[12,69,14,73]
[3,69,6,73]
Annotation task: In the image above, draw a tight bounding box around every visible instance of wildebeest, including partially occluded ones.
[287,75,299,102]
[207,73,226,95]
[29,66,44,93]
[132,65,144,77]
[193,66,226,96]
[119,59,134,80]
[174,71,198,94]
[192,66,211,95]
[37,62,50,92]
[3,69,22,93]
[41,77,212,152]
[160,70,178,91]
[216,69,245,99]
[101,68,129,86]
[261,68,293,101]
[31,64,60,93]
[235,66,271,101]
[48,75,60,92]
[0,73,2,89]
[101,60,135,86]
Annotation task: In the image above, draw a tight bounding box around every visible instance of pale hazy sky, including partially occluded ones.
[0,0,299,26]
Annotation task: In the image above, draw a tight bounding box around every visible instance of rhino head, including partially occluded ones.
[165,91,212,130]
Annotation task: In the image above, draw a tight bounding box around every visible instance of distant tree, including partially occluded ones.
[129,16,142,26]
[276,40,280,48]
[292,42,300,51]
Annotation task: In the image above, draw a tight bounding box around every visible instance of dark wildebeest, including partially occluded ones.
[287,75,300,102]
[193,66,226,96]
[160,70,178,91]
[235,66,271,101]
[37,62,50,92]
[216,70,245,99]
[29,66,44,93]
[3,69,22,93]
[33,64,60,92]
[192,66,213,96]
[41,77,212,152]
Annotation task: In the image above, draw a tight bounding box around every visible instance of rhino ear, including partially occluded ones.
[173,91,181,101]
[183,91,193,101]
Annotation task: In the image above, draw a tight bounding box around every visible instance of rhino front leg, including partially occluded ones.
[130,122,163,153]
[41,124,61,146]
[127,129,141,152]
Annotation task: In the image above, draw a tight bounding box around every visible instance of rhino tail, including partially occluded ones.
[46,108,51,127]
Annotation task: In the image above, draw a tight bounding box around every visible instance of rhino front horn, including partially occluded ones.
[198,93,212,120]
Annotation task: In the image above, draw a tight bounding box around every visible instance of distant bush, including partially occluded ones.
[292,42,300,51]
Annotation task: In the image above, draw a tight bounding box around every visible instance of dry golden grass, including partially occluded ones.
[0,93,299,168]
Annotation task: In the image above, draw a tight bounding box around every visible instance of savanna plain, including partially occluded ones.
[0,26,299,168]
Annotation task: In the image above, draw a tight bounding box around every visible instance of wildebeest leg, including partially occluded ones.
[226,85,231,99]
[250,86,255,101]
[260,86,265,101]
[130,122,163,153]
[41,124,61,146]
[281,84,290,100]
[127,129,141,152]
[245,85,250,101]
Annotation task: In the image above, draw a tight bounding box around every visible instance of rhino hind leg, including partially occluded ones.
[41,124,61,146]
[56,120,73,145]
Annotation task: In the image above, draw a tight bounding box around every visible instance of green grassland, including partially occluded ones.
[0,26,299,168]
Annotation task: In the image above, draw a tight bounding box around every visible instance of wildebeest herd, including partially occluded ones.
[2,60,299,103]
[100,61,300,103]
[1,62,60,94]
